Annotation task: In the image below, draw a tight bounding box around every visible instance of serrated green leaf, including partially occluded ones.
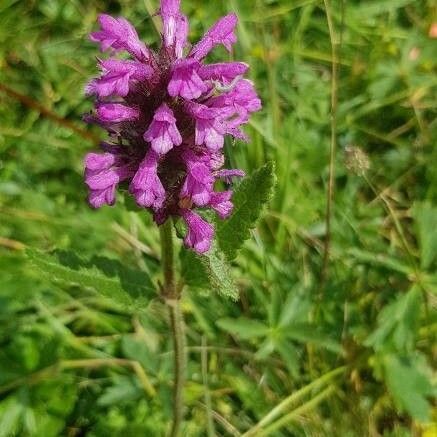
[180,242,239,300]
[383,353,433,423]
[26,249,154,310]
[217,161,276,260]
[216,317,270,339]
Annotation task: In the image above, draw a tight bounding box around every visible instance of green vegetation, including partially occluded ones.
[0,0,436,435]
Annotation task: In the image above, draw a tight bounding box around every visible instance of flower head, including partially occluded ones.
[84,1,261,253]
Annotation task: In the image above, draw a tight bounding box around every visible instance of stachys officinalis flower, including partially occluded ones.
[84,0,261,253]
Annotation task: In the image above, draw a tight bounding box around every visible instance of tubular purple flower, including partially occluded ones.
[84,151,134,208]
[96,103,140,123]
[208,79,261,141]
[209,152,225,171]
[168,59,208,100]
[209,79,262,118]
[190,13,238,60]
[90,14,151,61]
[161,0,189,58]
[230,79,263,113]
[209,191,233,219]
[195,118,225,151]
[86,59,154,98]
[180,157,214,206]
[144,103,182,154]
[182,210,214,253]
[174,15,189,58]
[187,102,225,151]
[129,150,165,208]
[214,169,245,183]
[199,62,248,83]
[84,1,261,253]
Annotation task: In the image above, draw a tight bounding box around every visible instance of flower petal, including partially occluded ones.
[144,103,182,154]
[85,59,154,98]
[186,102,225,151]
[214,169,245,183]
[168,59,208,100]
[182,210,214,253]
[199,62,248,83]
[84,151,133,208]
[90,14,151,61]
[190,13,238,60]
[129,150,165,209]
[96,103,139,123]
[180,156,214,206]
[161,0,189,58]
[209,191,233,219]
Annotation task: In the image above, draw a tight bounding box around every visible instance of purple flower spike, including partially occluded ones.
[190,13,238,61]
[84,2,261,253]
[209,191,233,219]
[168,59,208,100]
[144,103,182,155]
[96,103,139,123]
[129,151,165,208]
[90,14,151,61]
[182,210,214,253]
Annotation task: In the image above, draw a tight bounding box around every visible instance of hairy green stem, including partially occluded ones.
[160,220,186,437]
[168,299,186,437]
[160,220,176,298]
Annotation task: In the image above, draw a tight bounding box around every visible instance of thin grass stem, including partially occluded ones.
[259,386,336,436]
[201,336,215,437]
[320,0,342,287]
[241,366,345,436]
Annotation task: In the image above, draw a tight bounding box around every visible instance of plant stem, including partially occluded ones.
[258,386,336,436]
[201,336,216,437]
[160,220,186,437]
[160,220,176,298]
[320,0,342,287]
[241,366,345,437]
[168,299,186,437]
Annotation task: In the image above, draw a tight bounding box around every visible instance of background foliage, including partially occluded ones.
[0,0,436,435]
